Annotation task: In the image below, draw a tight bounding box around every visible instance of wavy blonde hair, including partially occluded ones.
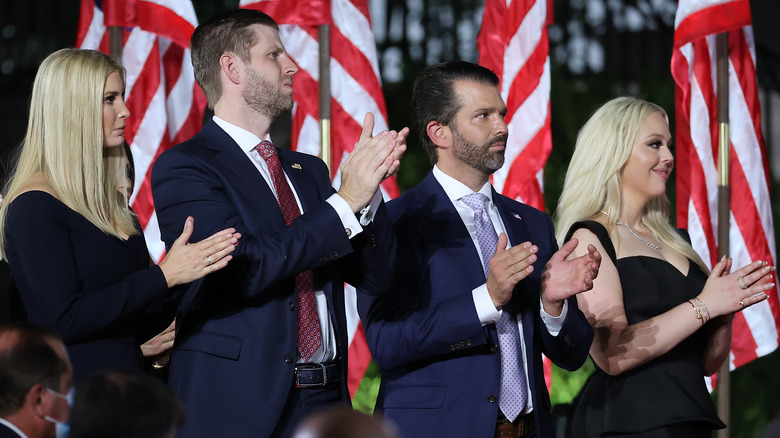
[554,96,708,273]
[0,48,138,259]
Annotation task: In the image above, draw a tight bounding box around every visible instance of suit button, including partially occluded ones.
[465,339,472,346]
[284,355,293,364]
[490,344,499,353]
[487,395,497,403]
[450,345,457,351]
[289,302,295,311]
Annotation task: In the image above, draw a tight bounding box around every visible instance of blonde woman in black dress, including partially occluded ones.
[555,97,774,437]
[0,48,240,380]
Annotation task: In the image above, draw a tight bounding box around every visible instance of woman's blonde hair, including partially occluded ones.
[0,48,137,258]
[554,96,708,273]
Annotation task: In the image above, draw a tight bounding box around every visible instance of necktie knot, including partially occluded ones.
[256,140,276,161]
[461,193,489,213]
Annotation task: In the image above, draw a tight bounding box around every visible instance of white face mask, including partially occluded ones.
[44,387,73,438]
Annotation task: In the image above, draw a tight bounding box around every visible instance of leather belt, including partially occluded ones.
[495,411,534,438]
[294,362,340,389]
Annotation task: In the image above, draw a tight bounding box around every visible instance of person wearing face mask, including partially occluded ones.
[0,48,241,382]
[0,322,74,438]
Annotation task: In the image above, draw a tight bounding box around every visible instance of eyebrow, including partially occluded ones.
[472,106,507,115]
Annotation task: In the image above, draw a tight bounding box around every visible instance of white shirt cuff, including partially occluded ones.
[540,298,568,336]
[358,190,383,226]
[473,284,501,326]
[326,194,363,239]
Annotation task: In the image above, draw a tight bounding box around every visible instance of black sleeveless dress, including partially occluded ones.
[566,221,725,437]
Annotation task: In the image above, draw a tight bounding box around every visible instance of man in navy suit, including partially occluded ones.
[151,9,405,438]
[0,323,73,438]
[358,61,599,438]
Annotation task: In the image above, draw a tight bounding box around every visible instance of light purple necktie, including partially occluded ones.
[461,193,528,421]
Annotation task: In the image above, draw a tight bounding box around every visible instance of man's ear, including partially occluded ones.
[220,53,241,85]
[426,120,451,150]
[27,383,48,417]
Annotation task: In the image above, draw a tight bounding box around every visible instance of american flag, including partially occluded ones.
[672,0,779,371]
[76,0,207,262]
[477,0,554,388]
[240,0,397,397]
[477,0,553,212]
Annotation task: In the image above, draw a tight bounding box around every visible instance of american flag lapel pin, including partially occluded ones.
[512,212,522,220]
[291,163,302,170]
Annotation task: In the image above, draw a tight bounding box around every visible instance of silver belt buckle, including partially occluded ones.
[295,363,328,388]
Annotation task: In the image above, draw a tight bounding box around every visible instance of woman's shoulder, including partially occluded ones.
[8,175,59,203]
[566,219,610,242]
[6,179,64,215]
[567,219,618,263]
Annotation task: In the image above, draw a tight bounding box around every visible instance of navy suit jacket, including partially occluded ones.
[151,120,391,438]
[0,423,22,438]
[358,172,593,438]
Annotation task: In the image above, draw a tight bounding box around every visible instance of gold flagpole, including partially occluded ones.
[716,31,731,438]
[318,25,331,172]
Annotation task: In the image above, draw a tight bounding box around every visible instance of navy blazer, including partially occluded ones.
[151,120,391,438]
[358,172,593,438]
[0,423,23,438]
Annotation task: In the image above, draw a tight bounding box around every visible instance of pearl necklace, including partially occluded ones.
[616,221,663,250]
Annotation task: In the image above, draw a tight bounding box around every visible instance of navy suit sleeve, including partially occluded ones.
[151,144,356,300]
[4,192,168,344]
[535,213,593,371]
[340,200,397,295]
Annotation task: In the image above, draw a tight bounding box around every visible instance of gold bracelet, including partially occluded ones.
[693,297,710,324]
[688,299,705,326]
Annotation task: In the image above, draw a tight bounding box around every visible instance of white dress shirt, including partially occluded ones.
[432,165,569,413]
[213,116,378,363]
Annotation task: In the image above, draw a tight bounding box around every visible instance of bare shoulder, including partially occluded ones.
[568,221,609,258]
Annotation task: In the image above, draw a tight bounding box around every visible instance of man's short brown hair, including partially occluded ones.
[190,9,279,108]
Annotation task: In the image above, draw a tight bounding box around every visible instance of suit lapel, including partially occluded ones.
[414,173,487,293]
[201,121,283,225]
[493,188,531,248]
[492,188,538,347]
[277,149,321,213]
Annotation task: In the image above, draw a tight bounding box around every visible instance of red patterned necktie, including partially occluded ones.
[256,140,322,361]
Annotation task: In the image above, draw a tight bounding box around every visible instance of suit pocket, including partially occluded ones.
[176,330,242,360]
[382,384,446,409]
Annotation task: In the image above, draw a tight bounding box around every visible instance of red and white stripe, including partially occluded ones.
[672,0,779,371]
[477,0,553,212]
[477,0,554,390]
[240,0,395,397]
[77,0,206,262]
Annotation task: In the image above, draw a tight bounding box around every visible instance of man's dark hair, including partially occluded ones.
[0,323,69,417]
[411,61,500,164]
[69,369,186,438]
[190,9,279,108]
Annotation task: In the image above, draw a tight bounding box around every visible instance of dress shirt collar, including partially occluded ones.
[432,164,494,206]
[0,418,28,438]
[212,116,271,154]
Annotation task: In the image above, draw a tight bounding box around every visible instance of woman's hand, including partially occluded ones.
[159,216,240,287]
[698,257,774,319]
[141,319,176,358]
